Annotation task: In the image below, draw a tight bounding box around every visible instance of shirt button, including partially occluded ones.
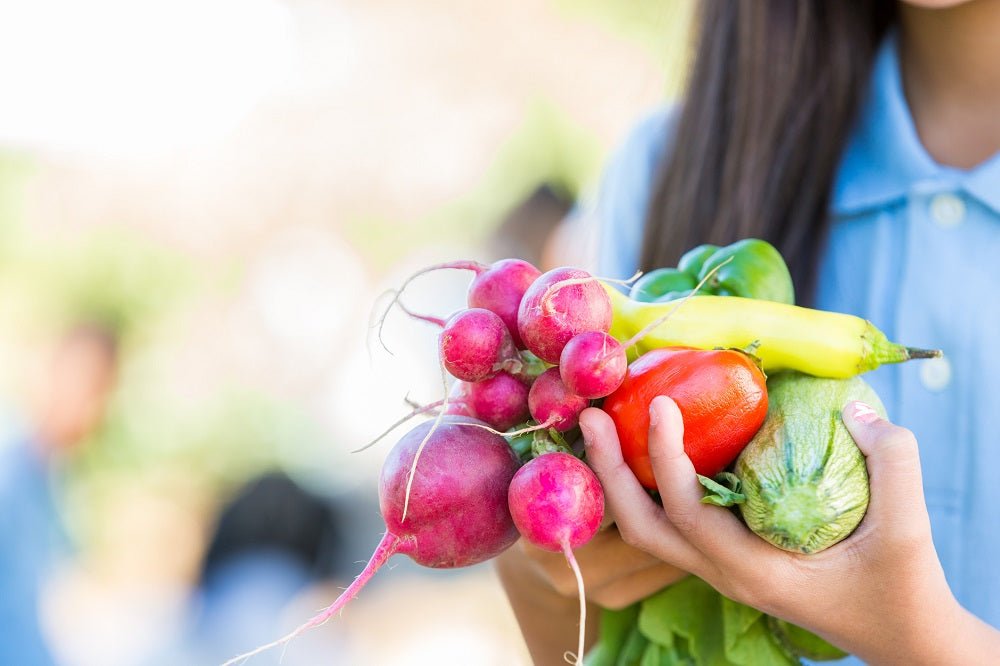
[919,356,952,392]
[929,193,965,228]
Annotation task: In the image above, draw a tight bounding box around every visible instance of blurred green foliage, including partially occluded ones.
[0,226,196,343]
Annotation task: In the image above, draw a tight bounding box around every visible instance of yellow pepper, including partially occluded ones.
[603,283,940,378]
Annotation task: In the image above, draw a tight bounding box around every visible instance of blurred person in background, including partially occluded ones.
[489,183,575,271]
[0,322,119,665]
[166,471,356,665]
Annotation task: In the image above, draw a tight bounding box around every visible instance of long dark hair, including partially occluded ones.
[641,1,897,302]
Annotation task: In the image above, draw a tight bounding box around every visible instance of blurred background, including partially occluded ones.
[0,1,692,664]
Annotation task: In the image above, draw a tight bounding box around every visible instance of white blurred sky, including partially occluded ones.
[0,0,298,158]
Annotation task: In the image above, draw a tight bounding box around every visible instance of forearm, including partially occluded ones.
[495,547,600,666]
[847,595,1000,666]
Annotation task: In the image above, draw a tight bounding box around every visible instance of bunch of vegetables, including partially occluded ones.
[224,241,940,666]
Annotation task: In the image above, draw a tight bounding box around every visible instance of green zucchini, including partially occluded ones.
[734,372,885,554]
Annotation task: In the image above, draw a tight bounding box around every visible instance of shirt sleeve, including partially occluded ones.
[587,106,680,279]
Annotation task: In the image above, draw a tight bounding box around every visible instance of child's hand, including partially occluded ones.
[512,517,687,610]
[579,398,999,665]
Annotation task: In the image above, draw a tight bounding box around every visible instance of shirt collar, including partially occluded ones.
[831,32,1000,217]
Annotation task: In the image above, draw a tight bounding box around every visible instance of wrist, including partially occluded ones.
[855,592,964,666]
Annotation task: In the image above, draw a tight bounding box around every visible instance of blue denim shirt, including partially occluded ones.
[594,34,1000,663]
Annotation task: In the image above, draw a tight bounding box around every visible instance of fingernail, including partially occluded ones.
[848,401,880,424]
[648,399,660,427]
[580,422,594,445]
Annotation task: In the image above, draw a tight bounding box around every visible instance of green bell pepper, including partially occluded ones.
[677,244,720,277]
[630,268,697,303]
[697,238,795,305]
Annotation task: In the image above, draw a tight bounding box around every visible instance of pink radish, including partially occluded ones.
[517,267,612,364]
[559,331,627,399]
[222,417,521,665]
[528,367,589,432]
[447,372,530,431]
[381,258,540,350]
[508,452,605,666]
[467,258,541,348]
[440,308,520,382]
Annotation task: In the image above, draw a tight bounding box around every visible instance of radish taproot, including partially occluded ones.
[508,452,605,665]
[222,416,521,665]
[528,367,589,432]
[517,267,613,364]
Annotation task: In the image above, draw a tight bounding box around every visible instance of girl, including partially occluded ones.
[497,1,1000,664]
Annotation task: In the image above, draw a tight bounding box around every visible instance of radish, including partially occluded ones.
[440,308,521,382]
[508,452,605,665]
[559,331,627,399]
[528,367,589,432]
[381,258,540,350]
[222,416,521,665]
[517,267,613,364]
[467,258,541,348]
[447,372,530,431]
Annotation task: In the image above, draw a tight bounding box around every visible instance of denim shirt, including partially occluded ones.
[594,34,1000,662]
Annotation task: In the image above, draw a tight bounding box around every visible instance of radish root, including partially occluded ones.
[401,359,451,522]
[220,532,401,666]
[453,417,557,439]
[397,301,447,328]
[561,540,587,666]
[351,399,447,453]
[376,260,486,354]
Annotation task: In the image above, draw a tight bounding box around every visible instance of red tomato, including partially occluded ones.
[602,347,768,489]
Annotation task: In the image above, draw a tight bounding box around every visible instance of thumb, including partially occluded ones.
[842,401,926,529]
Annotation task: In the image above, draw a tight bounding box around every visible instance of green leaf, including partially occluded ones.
[638,578,728,665]
[585,606,641,666]
[640,642,662,666]
[724,617,800,666]
[698,473,746,507]
[720,596,762,655]
[617,623,651,666]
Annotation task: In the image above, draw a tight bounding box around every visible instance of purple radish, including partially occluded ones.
[468,258,541,348]
[222,417,521,665]
[528,367,589,432]
[440,308,520,382]
[559,331,627,399]
[508,452,605,665]
[447,372,530,431]
[517,267,613,364]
